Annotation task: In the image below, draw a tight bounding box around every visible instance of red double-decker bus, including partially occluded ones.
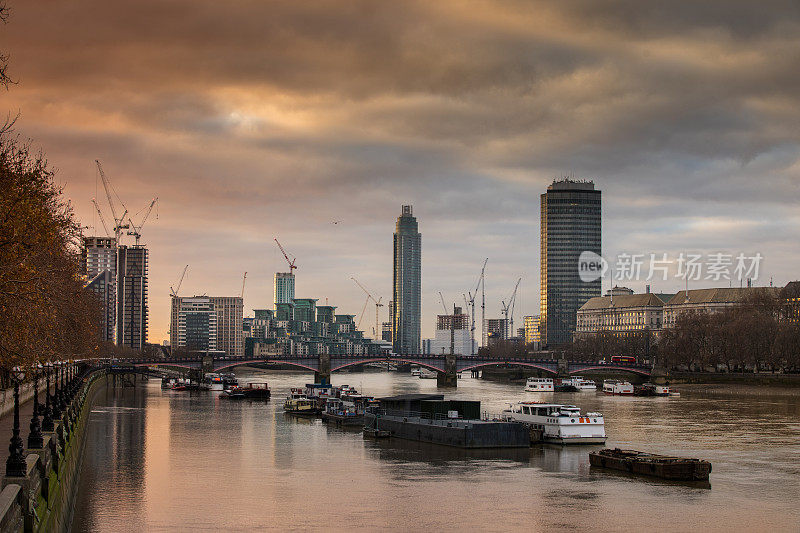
[610,355,636,365]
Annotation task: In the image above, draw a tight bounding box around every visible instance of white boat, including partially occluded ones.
[410,365,421,376]
[502,402,606,444]
[418,368,438,379]
[561,376,597,391]
[524,377,554,392]
[603,380,633,395]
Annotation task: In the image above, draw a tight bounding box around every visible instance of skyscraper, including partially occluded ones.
[274,272,295,309]
[540,179,601,346]
[117,245,148,350]
[170,295,243,356]
[81,236,117,343]
[392,205,421,354]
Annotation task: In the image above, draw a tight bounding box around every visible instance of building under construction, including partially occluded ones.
[117,245,149,350]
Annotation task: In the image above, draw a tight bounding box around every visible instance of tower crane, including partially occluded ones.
[170,265,189,297]
[90,198,111,238]
[351,277,383,338]
[95,160,129,243]
[241,272,247,298]
[466,258,488,354]
[274,238,297,272]
[438,292,448,314]
[127,197,158,246]
[501,277,522,341]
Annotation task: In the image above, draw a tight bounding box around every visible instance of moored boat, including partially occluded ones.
[589,448,711,481]
[524,377,554,392]
[561,377,597,391]
[501,402,606,444]
[603,380,633,395]
[418,368,438,379]
[634,383,671,397]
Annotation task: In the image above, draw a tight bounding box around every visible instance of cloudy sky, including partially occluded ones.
[3,0,799,343]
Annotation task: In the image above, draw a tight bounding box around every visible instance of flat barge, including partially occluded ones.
[589,448,711,481]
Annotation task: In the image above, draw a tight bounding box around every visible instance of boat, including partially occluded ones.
[321,396,377,426]
[560,377,597,391]
[603,380,634,395]
[410,365,421,376]
[589,448,711,481]
[223,382,271,399]
[205,373,225,391]
[418,368,438,379]
[283,397,318,416]
[501,402,606,444]
[524,377,554,392]
[634,383,671,397]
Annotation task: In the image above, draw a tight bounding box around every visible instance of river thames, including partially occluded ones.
[72,370,800,532]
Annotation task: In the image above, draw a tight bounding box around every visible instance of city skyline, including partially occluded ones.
[3,1,799,344]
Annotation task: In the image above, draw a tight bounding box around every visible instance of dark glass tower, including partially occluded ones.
[393,205,421,354]
[540,180,601,347]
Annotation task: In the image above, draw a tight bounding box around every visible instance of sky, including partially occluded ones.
[2,0,799,343]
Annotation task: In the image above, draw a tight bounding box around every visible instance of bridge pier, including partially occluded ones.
[315,353,331,385]
[436,354,457,388]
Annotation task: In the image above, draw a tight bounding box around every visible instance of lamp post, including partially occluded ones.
[50,362,61,419]
[6,366,27,477]
[42,363,54,432]
[27,364,43,449]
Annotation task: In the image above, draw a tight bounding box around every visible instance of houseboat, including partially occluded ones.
[603,380,634,395]
[561,377,597,391]
[501,402,606,444]
[524,377,554,392]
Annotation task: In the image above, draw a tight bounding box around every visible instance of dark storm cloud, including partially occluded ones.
[3,0,799,339]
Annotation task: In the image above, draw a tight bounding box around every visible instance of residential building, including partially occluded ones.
[540,179,601,346]
[381,321,392,343]
[523,315,540,349]
[274,272,295,308]
[81,236,117,343]
[392,205,421,354]
[662,287,779,327]
[431,307,471,355]
[117,245,148,350]
[484,318,508,346]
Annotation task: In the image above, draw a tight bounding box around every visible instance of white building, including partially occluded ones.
[431,307,472,355]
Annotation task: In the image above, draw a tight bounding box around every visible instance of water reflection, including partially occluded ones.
[72,371,800,532]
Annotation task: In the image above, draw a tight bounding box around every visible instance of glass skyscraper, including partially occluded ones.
[274,272,295,309]
[540,179,601,347]
[393,205,421,354]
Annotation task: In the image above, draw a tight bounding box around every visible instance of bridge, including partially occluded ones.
[114,353,654,387]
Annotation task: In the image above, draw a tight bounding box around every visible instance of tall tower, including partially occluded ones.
[540,179,601,347]
[392,205,421,354]
[81,236,117,343]
[274,272,295,309]
[116,245,148,350]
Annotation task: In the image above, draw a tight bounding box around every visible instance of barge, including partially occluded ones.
[363,394,529,449]
[589,448,711,481]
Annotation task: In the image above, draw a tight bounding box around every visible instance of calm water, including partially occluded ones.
[72,371,800,532]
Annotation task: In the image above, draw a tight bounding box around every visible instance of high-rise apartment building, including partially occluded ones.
[392,205,421,354]
[170,295,243,356]
[81,236,117,342]
[540,179,601,346]
[274,272,295,308]
[117,245,148,350]
[484,318,508,346]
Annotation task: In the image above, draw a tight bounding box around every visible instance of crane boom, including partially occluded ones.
[274,238,297,272]
[438,292,448,315]
[127,197,158,245]
[91,198,111,237]
[241,272,247,298]
[95,159,129,242]
[351,277,383,338]
[170,265,189,297]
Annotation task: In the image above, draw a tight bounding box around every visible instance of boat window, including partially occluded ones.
[522,406,530,415]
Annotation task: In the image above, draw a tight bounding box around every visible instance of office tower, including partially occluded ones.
[81,236,117,342]
[540,179,601,346]
[392,205,421,354]
[170,296,218,351]
[523,315,541,349]
[117,245,148,350]
[170,295,243,356]
[274,272,295,308]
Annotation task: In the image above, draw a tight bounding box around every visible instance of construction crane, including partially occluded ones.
[465,258,488,354]
[351,277,383,338]
[501,277,522,341]
[170,265,189,297]
[241,272,247,298]
[438,291,448,314]
[127,197,158,246]
[95,160,129,243]
[274,238,298,273]
[90,198,111,237]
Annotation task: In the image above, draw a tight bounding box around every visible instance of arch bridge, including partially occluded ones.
[112,353,653,387]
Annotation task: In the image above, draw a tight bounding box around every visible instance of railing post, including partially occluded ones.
[6,369,26,477]
[27,366,43,449]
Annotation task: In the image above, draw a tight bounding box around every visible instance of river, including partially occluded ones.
[72,370,800,532]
